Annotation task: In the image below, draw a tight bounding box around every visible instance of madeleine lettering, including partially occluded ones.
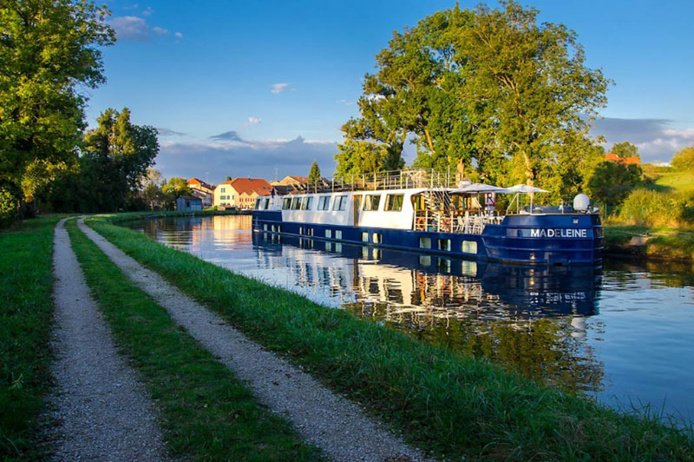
[530,229,588,238]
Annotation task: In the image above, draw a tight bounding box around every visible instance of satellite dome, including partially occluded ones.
[573,193,590,212]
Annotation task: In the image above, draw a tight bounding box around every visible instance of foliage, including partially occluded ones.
[307,160,321,186]
[671,146,694,172]
[161,176,192,210]
[0,0,114,221]
[610,141,640,159]
[584,160,642,206]
[0,187,18,228]
[617,188,694,227]
[79,108,159,212]
[337,1,610,198]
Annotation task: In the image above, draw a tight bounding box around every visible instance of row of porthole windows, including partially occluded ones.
[263,224,282,233]
[419,237,478,254]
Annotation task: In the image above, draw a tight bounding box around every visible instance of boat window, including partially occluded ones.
[282,198,291,210]
[438,239,451,251]
[419,237,432,249]
[325,229,332,239]
[385,194,404,211]
[461,240,478,254]
[302,196,313,210]
[291,197,304,210]
[363,194,381,211]
[361,232,369,242]
[318,196,331,210]
[332,195,347,211]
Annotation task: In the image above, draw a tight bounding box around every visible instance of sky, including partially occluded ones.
[88,0,694,185]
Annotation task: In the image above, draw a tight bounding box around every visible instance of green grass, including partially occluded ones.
[654,171,694,193]
[604,226,694,262]
[0,216,61,460]
[87,215,694,461]
[65,219,322,461]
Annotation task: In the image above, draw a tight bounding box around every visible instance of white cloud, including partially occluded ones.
[142,6,154,17]
[591,118,694,163]
[110,16,150,41]
[110,15,178,42]
[247,117,262,125]
[271,83,290,94]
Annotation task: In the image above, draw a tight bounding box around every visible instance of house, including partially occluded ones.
[605,153,640,166]
[271,175,309,188]
[187,178,215,207]
[176,196,203,211]
[214,178,273,209]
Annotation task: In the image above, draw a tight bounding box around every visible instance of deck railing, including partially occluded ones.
[295,169,457,195]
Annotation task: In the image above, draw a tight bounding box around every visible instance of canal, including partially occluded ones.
[132,214,694,425]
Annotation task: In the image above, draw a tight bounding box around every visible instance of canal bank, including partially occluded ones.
[604,226,694,263]
[87,214,693,461]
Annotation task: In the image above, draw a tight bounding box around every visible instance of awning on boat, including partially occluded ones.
[505,184,548,193]
[451,183,509,194]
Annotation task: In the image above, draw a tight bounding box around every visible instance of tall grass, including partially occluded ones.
[616,188,694,227]
[88,216,694,461]
[0,216,60,460]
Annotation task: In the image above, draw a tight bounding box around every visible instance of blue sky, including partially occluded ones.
[89,0,694,184]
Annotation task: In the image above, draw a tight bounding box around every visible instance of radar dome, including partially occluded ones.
[573,193,590,212]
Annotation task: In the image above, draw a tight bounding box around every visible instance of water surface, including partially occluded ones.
[135,214,694,425]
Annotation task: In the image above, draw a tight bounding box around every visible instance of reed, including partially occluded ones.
[88,215,694,461]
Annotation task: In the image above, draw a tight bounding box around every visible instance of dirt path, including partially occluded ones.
[48,219,167,461]
[78,219,431,462]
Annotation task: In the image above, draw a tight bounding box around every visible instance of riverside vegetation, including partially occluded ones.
[82,217,694,458]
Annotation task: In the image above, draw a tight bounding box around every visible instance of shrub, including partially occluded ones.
[0,188,18,228]
[618,188,694,227]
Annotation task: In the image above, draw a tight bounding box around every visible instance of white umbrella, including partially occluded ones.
[505,184,547,213]
[505,184,548,193]
[454,183,509,194]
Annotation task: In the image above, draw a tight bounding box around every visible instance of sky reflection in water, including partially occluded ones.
[137,215,694,426]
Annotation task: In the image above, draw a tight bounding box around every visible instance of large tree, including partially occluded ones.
[0,0,114,219]
[337,1,610,197]
[80,108,159,212]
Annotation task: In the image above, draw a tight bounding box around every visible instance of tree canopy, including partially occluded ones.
[610,141,640,159]
[670,146,694,172]
[307,160,321,186]
[336,1,610,199]
[0,0,114,219]
[79,108,159,212]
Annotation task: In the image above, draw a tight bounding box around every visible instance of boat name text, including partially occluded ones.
[530,228,588,238]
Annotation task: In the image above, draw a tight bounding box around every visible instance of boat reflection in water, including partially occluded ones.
[252,231,604,396]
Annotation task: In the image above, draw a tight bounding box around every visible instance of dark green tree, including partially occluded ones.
[610,141,639,159]
[80,108,159,212]
[161,176,193,210]
[584,160,642,207]
[307,160,321,188]
[337,1,610,197]
[0,0,114,220]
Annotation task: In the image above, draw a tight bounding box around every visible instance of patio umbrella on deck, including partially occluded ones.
[505,184,548,213]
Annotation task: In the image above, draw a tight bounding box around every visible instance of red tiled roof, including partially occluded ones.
[227,178,273,196]
[605,153,640,165]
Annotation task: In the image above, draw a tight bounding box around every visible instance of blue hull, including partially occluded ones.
[252,210,603,267]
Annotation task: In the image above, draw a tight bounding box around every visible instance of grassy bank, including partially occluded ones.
[65,219,321,461]
[88,215,694,461]
[604,225,694,262]
[0,216,61,460]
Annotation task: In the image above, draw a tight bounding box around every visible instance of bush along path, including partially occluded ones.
[49,219,167,461]
[74,218,430,462]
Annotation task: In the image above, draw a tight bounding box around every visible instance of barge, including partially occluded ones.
[252,170,603,267]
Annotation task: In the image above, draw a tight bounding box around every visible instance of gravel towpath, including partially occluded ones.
[48,219,167,461]
[78,219,432,462]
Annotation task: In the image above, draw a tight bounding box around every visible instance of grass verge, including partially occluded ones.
[88,215,694,461]
[0,216,61,460]
[65,219,322,461]
[604,225,694,262]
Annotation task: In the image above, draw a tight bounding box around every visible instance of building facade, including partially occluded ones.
[214,178,273,209]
